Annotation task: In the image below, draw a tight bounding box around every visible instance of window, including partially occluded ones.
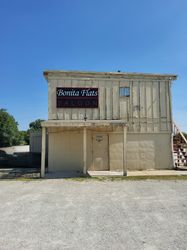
[120,87,130,97]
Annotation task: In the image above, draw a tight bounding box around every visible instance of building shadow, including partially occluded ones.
[44,171,90,179]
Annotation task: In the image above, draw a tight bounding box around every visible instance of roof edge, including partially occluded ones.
[43,70,177,81]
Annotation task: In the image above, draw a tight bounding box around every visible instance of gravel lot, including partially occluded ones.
[0,179,187,250]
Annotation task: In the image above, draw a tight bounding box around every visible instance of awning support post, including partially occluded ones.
[83,127,87,175]
[123,125,127,176]
[41,127,46,178]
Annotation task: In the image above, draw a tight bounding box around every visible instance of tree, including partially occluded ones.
[0,109,21,147]
[19,131,30,145]
[183,132,187,140]
[29,119,44,132]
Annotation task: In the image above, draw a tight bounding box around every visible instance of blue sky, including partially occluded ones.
[0,0,186,131]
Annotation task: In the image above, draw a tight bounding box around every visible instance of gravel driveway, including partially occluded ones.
[0,179,187,250]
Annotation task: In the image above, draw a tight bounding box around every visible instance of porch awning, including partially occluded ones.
[41,120,127,128]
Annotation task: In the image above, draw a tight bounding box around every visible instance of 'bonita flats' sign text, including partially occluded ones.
[56,87,98,108]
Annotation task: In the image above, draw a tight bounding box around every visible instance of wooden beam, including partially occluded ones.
[123,125,127,176]
[83,127,87,174]
[41,127,46,178]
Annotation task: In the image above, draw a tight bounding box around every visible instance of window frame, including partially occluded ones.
[119,87,130,97]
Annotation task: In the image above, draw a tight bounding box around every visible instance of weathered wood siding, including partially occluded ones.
[48,78,172,132]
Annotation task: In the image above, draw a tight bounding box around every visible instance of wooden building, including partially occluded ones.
[41,70,177,177]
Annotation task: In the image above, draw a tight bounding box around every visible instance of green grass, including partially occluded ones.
[0,177,41,181]
[1,175,187,181]
[64,175,187,181]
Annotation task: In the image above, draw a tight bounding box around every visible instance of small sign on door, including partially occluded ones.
[96,135,103,142]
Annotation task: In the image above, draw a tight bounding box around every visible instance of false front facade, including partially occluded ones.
[41,70,177,176]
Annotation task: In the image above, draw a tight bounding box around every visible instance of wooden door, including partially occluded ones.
[92,134,109,171]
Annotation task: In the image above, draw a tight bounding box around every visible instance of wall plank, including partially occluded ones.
[146,82,153,132]
[48,79,57,119]
[99,82,106,120]
[71,79,79,120]
[152,81,159,132]
[85,80,93,120]
[139,82,146,132]
[106,81,112,119]
[92,80,99,120]
[112,84,119,119]
[48,77,172,133]
[62,79,72,120]
[160,81,167,118]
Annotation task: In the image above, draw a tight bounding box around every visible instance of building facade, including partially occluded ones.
[41,70,177,176]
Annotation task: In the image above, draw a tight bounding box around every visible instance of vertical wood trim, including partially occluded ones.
[85,80,92,120]
[70,79,73,119]
[118,81,120,119]
[56,79,64,119]
[166,81,171,131]
[92,80,99,120]
[160,81,167,131]
[71,79,79,120]
[130,81,133,131]
[83,127,87,174]
[63,79,72,120]
[160,81,167,118]
[152,82,159,132]
[123,125,127,176]
[78,80,86,120]
[158,81,161,131]
[49,79,58,119]
[138,81,141,132]
[151,81,154,131]
[99,86,106,119]
[112,85,119,119]
[144,82,147,132]
[168,81,173,132]
[41,127,46,178]
[106,83,112,119]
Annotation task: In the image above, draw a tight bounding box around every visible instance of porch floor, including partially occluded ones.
[88,170,187,177]
[87,171,124,176]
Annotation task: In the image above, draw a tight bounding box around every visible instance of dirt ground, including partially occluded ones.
[0,179,186,250]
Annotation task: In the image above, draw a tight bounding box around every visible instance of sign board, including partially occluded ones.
[56,88,98,108]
